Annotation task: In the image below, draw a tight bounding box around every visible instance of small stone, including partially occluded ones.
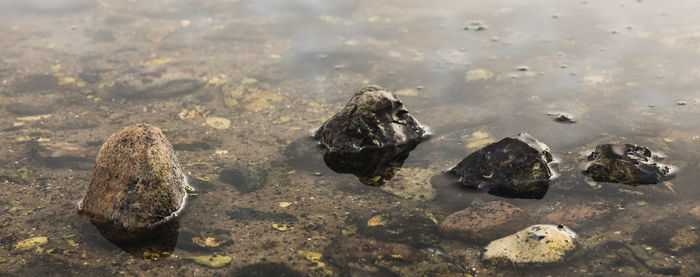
[78,124,187,233]
[483,224,578,266]
[219,165,268,193]
[583,144,671,185]
[449,133,554,199]
[439,201,531,242]
[676,101,687,105]
[314,85,426,185]
[551,112,576,123]
[516,65,530,71]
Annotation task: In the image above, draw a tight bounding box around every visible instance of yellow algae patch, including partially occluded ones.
[143,57,174,65]
[466,69,494,82]
[273,116,291,124]
[395,88,418,96]
[583,75,611,85]
[189,255,231,268]
[13,237,48,252]
[341,224,357,235]
[272,223,288,231]
[243,92,284,111]
[241,78,258,85]
[203,74,228,86]
[367,215,386,226]
[298,250,323,262]
[17,114,51,121]
[58,77,76,85]
[463,131,495,149]
[278,202,292,208]
[223,85,285,111]
[206,117,231,129]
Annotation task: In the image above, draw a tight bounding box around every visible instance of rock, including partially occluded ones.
[548,112,576,123]
[449,133,554,199]
[219,165,268,193]
[540,201,612,229]
[314,85,426,186]
[353,210,439,247]
[230,263,304,277]
[634,216,698,253]
[583,144,671,185]
[690,205,700,219]
[380,167,437,202]
[27,141,94,169]
[78,124,187,234]
[483,224,578,266]
[110,67,203,98]
[439,201,531,242]
[325,236,425,275]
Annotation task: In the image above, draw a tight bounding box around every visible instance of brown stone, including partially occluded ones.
[439,201,531,242]
[78,123,187,232]
[540,201,612,228]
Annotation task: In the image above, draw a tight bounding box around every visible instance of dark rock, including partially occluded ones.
[449,133,554,199]
[583,144,670,185]
[353,210,439,247]
[89,218,179,260]
[219,165,268,193]
[439,201,531,242]
[10,74,60,95]
[5,103,53,116]
[230,262,304,277]
[283,137,327,172]
[78,124,187,235]
[314,85,426,186]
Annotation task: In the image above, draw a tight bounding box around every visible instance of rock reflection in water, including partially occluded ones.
[86,219,180,261]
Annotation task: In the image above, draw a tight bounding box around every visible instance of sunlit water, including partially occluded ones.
[0,0,699,276]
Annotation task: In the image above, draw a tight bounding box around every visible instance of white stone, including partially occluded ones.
[483,224,578,265]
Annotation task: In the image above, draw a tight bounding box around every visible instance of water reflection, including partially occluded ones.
[83,219,179,261]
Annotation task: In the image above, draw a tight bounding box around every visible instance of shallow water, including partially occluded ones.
[1,0,699,276]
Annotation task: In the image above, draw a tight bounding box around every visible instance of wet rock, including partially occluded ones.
[314,85,426,186]
[439,201,531,242]
[325,236,425,276]
[540,201,612,229]
[449,133,554,199]
[5,103,54,116]
[634,216,698,253]
[219,165,268,193]
[78,124,187,235]
[548,112,576,123]
[353,210,439,247]
[27,141,94,169]
[110,67,203,98]
[583,144,671,185]
[483,224,578,266]
[230,262,304,277]
[379,167,437,202]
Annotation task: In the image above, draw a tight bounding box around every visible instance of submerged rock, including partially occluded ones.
[353,210,439,247]
[314,85,426,186]
[379,167,437,202]
[583,143,670,185]
[540,201,612,229]
[219,165,268,193]
[483,224,578,266]
[449,133,554,199]
[78,124,187,235]
[110,67,203,98]
[439,201,531,242]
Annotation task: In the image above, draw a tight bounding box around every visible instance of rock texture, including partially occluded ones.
[449,133,553,199]
[583,143,671,185]
[439,201,531,242]
[79,124,187,232]
[314,85,426,185]
[483,224,578,266]
[540,201,612,229]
